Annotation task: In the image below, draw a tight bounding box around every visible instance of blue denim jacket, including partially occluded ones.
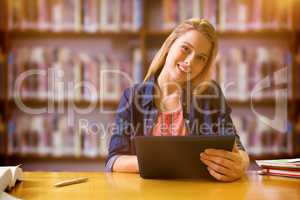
[105,76,245,171]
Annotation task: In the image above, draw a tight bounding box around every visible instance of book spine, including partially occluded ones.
[133,0,143,31]
[133,48,142,84]
[52,0,63,32]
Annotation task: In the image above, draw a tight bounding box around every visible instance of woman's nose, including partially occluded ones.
[184,60,190,65]
[184,54,194,65]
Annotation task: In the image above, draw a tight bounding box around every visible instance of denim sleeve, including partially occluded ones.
[208,80,246,151]
[105,87,135,172]
[216,85,246,151]
[220,105,246,151]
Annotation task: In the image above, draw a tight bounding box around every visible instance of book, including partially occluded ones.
[83,0,99,32]
[256,158,300,171]
[0,166,22,192]
[257,158,300,178]
[132,47,142,84]
[99,0,121,31]
[259,169,300,178]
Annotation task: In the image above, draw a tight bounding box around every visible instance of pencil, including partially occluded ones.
[54,177,88,187]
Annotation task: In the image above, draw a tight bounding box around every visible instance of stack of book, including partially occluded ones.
[256,158,300,178]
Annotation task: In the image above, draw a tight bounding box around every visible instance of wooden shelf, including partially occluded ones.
[227,99,292,107]
[227,99,275,107]
[8,30,141,38]
[4,29,296,39]
[249,153,297,160]
[7,154,106,162]
[7,98,119,108]
[7,153,299,163]
[1,97,294,108]
[217,29,295,38]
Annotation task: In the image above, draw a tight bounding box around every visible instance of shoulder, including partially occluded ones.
[121,82,148,98]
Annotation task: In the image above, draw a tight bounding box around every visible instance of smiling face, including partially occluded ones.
[162,30,212,84]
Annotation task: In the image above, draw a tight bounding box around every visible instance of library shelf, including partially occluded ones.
[1,98,295,108]
[227,99,277,107]
[250,153,299,161]
[7,153,299,164]
[9,29,294,39]
[217,29,296,38]
[146,29,296,39]
[6,154,106,163]
[7,98,119,108]
[7,30,141,38]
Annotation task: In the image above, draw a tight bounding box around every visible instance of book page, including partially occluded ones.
[0,168,12,192]
[0,166,22,189]
[9,166,23,186]
[0,192,21,200]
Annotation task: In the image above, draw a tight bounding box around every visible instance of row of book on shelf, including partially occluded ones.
[232,112,293,156]
[6,0,143,32]
[7,112,115,157]
[147,45,292,101]
[217,45,292,100]
[160,0,298,31]
[4,0,300,33]
[7,46,143,101]
[5,44,293,102]
[3,110,294,157]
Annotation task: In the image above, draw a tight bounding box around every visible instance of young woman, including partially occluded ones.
[105,18,250,182]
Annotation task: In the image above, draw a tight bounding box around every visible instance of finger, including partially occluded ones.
[201,157,234,177]
[232,143,239,153]
[204,149,238,161]
[207,167,233,182]
[201,153,235,169]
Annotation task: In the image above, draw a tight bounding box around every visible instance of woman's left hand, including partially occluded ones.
[200,145,248,182]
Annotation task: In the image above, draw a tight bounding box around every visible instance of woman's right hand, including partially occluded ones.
[112,155,139,173]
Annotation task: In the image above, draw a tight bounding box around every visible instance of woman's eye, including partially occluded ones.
[197,56,206,62]
[181,46,189,53]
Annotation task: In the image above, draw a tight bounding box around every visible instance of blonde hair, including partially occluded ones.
[144,18,218,94]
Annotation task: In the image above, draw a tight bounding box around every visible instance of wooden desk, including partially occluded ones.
[10,171,300,200]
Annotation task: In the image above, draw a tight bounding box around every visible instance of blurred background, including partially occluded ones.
[0,0,300,171]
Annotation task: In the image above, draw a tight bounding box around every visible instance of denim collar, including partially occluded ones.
[142,76,156,107]
[141,75,192,109]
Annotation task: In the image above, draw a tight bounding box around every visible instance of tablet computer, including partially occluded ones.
[134,135,235,179]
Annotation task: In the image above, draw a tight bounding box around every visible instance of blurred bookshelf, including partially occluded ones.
[1,0,300,170]
[8,30,141,38]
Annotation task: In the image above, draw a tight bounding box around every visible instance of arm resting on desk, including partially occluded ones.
[112,155,139,173]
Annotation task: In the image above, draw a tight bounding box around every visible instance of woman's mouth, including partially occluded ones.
[176,63,191,73]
